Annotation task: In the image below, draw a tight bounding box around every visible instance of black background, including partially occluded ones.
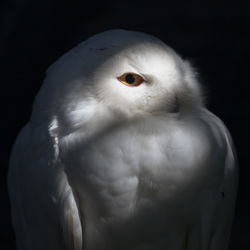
[1,0,249,249]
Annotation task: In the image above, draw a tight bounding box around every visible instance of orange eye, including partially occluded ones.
[117,73,144,87]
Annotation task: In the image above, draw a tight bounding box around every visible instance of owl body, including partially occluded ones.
[62,109,235,250]
[8,30,237,250]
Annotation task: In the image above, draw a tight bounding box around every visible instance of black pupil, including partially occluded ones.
[125,74,135,84]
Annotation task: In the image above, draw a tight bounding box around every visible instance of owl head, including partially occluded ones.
[31,30,203,137]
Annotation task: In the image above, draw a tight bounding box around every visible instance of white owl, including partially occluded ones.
[8,29,238,250]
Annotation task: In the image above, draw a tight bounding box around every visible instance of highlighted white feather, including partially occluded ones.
[8,29,237,250]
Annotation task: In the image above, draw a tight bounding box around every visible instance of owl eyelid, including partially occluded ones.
[116,72,141,76]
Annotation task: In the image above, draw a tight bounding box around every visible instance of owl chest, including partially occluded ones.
[70,116,221,218]
[80,132,194,217]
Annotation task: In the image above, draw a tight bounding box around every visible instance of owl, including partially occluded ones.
[8,29,238,250]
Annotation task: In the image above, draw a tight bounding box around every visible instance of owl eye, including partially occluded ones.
[117,73,144,87]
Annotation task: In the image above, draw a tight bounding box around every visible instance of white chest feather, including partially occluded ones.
[60,112,227,250]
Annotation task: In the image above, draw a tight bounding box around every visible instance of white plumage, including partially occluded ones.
[8,29,238,250]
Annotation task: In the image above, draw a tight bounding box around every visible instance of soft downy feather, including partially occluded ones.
[49,116,83,250]
[8,29,238,250]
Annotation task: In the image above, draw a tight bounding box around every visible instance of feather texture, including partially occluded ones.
[8,29,238,250]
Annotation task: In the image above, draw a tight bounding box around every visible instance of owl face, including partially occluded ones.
[91,41,187,115]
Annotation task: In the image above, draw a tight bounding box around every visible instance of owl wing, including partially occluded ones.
[198,109,238,250]
[8,120,82,250]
